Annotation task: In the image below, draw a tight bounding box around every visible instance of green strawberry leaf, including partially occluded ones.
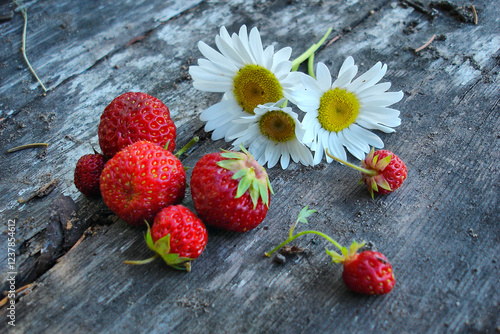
[297,206,317,225]
[375,154,392,171]
[145,222,155,252]
[374,174,391,191]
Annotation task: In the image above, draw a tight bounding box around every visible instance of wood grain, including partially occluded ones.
[1,0,498,333]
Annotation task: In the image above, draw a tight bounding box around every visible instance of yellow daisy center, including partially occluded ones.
[233,65,283,114]
[317,88,360,132]
[259,110,296,143]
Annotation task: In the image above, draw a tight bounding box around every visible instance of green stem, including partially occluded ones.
[307,53,315,78]
[291,27,332,71]
[325,149,375,176]
[123,254,159,265]
[175,136,199,158]
[265,230,342,257]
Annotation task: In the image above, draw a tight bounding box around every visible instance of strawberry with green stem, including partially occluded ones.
[265,207,395,295]
[124,205,208,272]
[326,147,407,198]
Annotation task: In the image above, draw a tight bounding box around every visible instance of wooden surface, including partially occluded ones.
[1,0,499,333]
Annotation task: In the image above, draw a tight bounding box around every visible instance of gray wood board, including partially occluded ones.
[1,0,499,333]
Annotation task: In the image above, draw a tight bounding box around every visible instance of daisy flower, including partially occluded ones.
[291,57,404,164]
[229,99,314,169]
[189,25,302,141]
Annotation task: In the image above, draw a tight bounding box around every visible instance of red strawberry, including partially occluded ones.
[98,92,176,158]
[74,153,106,197]
[361,148,407,197]
[266,207,395,295]
[326,148,407,198]
[100,141,186,226]
[125,205,208,271]
[190,146,273,232]
[327,241,395,295]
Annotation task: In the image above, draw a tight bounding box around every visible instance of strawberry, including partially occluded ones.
[98,92,176,158]
[266,207,395,295]
[326,241,395,295]
[74,153,106,197]
[190,146,273,232]
[326,148,407,198]
[125,205,208,271]
[100,140,186,226]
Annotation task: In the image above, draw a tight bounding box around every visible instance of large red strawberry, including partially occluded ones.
[100,141,186,226]
[190,146,273,232]
[265,207,395,295]
[98,92,176,158]
[326,148,407,198]
[125,205,208,271]
[74,153,106,197]
[326,241,395,295]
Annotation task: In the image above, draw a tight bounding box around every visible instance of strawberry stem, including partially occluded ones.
[325,149,376,176]
[175,136,199,158]
[123,254,159,265]
[265,230,343,257]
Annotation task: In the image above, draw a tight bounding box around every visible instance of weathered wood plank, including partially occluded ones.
[1,0,499,333]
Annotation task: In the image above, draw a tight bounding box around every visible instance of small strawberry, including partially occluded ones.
[190,146,273,232]
[98,92,176,158]
[124,205,208,271]
[326,241,395,295]
[266,207,395,295]
[100,141,186,226]
[74,153,106,197]
[326,148,407,198]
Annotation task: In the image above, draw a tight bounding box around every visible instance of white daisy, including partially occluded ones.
[291,56,403,164]
[189,25,302,141]
[228,99,314,169]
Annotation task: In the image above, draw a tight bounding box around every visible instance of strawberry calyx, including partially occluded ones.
[360,147,393,197]
[325,240,366,264]
[217,145,274,209]
[124,222,193,272]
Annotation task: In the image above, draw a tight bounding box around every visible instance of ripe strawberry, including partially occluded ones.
[125,205,208,271]
[74,153,106,197]
[266,207,395,295]
[361,148,407,197]
[327,241,395,295]
[98,92,176,158]
[190,146,273,232]
[326,148,407,198]
[100,140,186,226]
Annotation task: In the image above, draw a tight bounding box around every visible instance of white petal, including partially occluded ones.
[349,62,387,93]
[272,47,292,71]
[189,66,234,83]
[316,62,332,89]
[198,41,228,66]
[315,63,332,91]
[361,91,404,107]
[193,79,233,92]
[249,27,264,65]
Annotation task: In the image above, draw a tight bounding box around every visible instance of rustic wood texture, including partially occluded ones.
[1,0,499,333]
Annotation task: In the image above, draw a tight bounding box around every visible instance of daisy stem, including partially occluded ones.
[325,149,376,176]
[291,27,332,72]
[307,53,315,78]
[265,230,343,257]
[175,136,199,158]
